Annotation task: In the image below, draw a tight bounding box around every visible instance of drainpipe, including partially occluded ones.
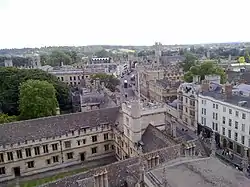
[59,140,64,163]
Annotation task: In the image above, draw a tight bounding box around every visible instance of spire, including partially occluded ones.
[210,131,216,157]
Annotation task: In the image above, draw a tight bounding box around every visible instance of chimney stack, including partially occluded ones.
[201,80,210,92]
[224,82,232,98]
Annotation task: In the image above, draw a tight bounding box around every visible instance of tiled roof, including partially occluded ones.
[142,124,176,153]
[0,107,120,146]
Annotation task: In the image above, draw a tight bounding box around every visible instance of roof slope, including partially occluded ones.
[0,106,120,146]
[142,124,176,153]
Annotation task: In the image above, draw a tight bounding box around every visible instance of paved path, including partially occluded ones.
[2,156,117,187]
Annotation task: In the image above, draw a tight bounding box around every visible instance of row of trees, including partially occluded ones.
[40,50,80,66]
[180,53,226,83]
[0,67,71,118]
[90,73,120,92]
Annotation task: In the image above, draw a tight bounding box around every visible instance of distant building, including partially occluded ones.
[91,57,111,64]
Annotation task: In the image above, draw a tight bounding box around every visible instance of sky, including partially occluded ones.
[0,0,249,48]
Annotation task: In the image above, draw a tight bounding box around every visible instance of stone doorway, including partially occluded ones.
[80,153,85,161]
[13,167,21,177]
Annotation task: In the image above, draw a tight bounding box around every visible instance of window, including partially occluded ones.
[64,141,71,148]
[213,103,215,108]
[235,111,239,117]
[74,76,76,80]
[61,77,64,81]
[34,147,40,155]
[43,145,49,153]
[77,140,81,146]
[223,107,226,112]
[70,76,72,81]
[228,119,232,127]
[212,112,215,119]
[7,152,13,161]
[242,124,245,132]
[27,161,34,168]
[25,148,31,157]
[0,153,4,163]
[52,156,59,163]
[242,113,246,119]
[234,132,238,141]
[228,130,231,138]
[92,147,97,154]
[16,150,22,159]
[92,136,97,142]
[52,143,58,151]
[242,136,245,145]
[216,104,218,109]
[185,97,188,103]
[215,123,218,131]
[67,152,73,159]
[0,167,5,175]
[235,121,238,129]
[104,133,109,140]
[222,127,225,135]
[202,108,206,115]
[215,113,218,120]
[229,109,232,114]
[104,144,109,151]
[222,117,225,124]
[82,139,86,144]
[212,122,215,130]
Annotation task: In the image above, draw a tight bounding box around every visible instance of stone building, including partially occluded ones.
[0,94,191,183]
[40,142,250,187]
[49,69,84,85]
[136,64,183,101]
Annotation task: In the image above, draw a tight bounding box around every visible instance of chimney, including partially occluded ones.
[201,80,209,92]
[224,82,232,98]
[60,61,64,67]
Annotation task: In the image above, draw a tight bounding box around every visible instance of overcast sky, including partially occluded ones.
[0,0,249,48]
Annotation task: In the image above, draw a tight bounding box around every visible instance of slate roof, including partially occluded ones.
[40,144,183,187]
[141,124,176,153]
[0,107,120,146]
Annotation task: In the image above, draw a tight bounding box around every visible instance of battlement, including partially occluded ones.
[121,100,167,116]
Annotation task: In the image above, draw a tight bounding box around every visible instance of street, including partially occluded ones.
[119,71,136,99]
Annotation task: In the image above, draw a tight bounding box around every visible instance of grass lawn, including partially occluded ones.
[18,167,88,187]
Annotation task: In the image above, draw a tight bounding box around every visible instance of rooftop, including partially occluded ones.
[201,91,250,110]
[141,124,177,153]
[150,156,250,187]
[156,79,182,89]
[0,107,119,146]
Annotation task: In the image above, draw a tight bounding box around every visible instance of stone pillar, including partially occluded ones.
[148,159,151,169]
[95,175,100,187]
[104,172,108,187]
[151,158,155,168]
[157,156,160,165]
[211,131,216,157]
[100,174,104,187]
[155,157,158,167]
[242,147,248,175]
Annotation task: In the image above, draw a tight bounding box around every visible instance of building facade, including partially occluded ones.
[198,82,250,160]
[49,69,84,85]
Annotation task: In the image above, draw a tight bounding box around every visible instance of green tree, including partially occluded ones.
[183,61,226,83]
[19,80,59,120]
[0,67,71,116]
[180,52,198,72]
[94,50,110,58]
[48,50,72,66]
[0,114,17,124]
[91,73,120,92]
